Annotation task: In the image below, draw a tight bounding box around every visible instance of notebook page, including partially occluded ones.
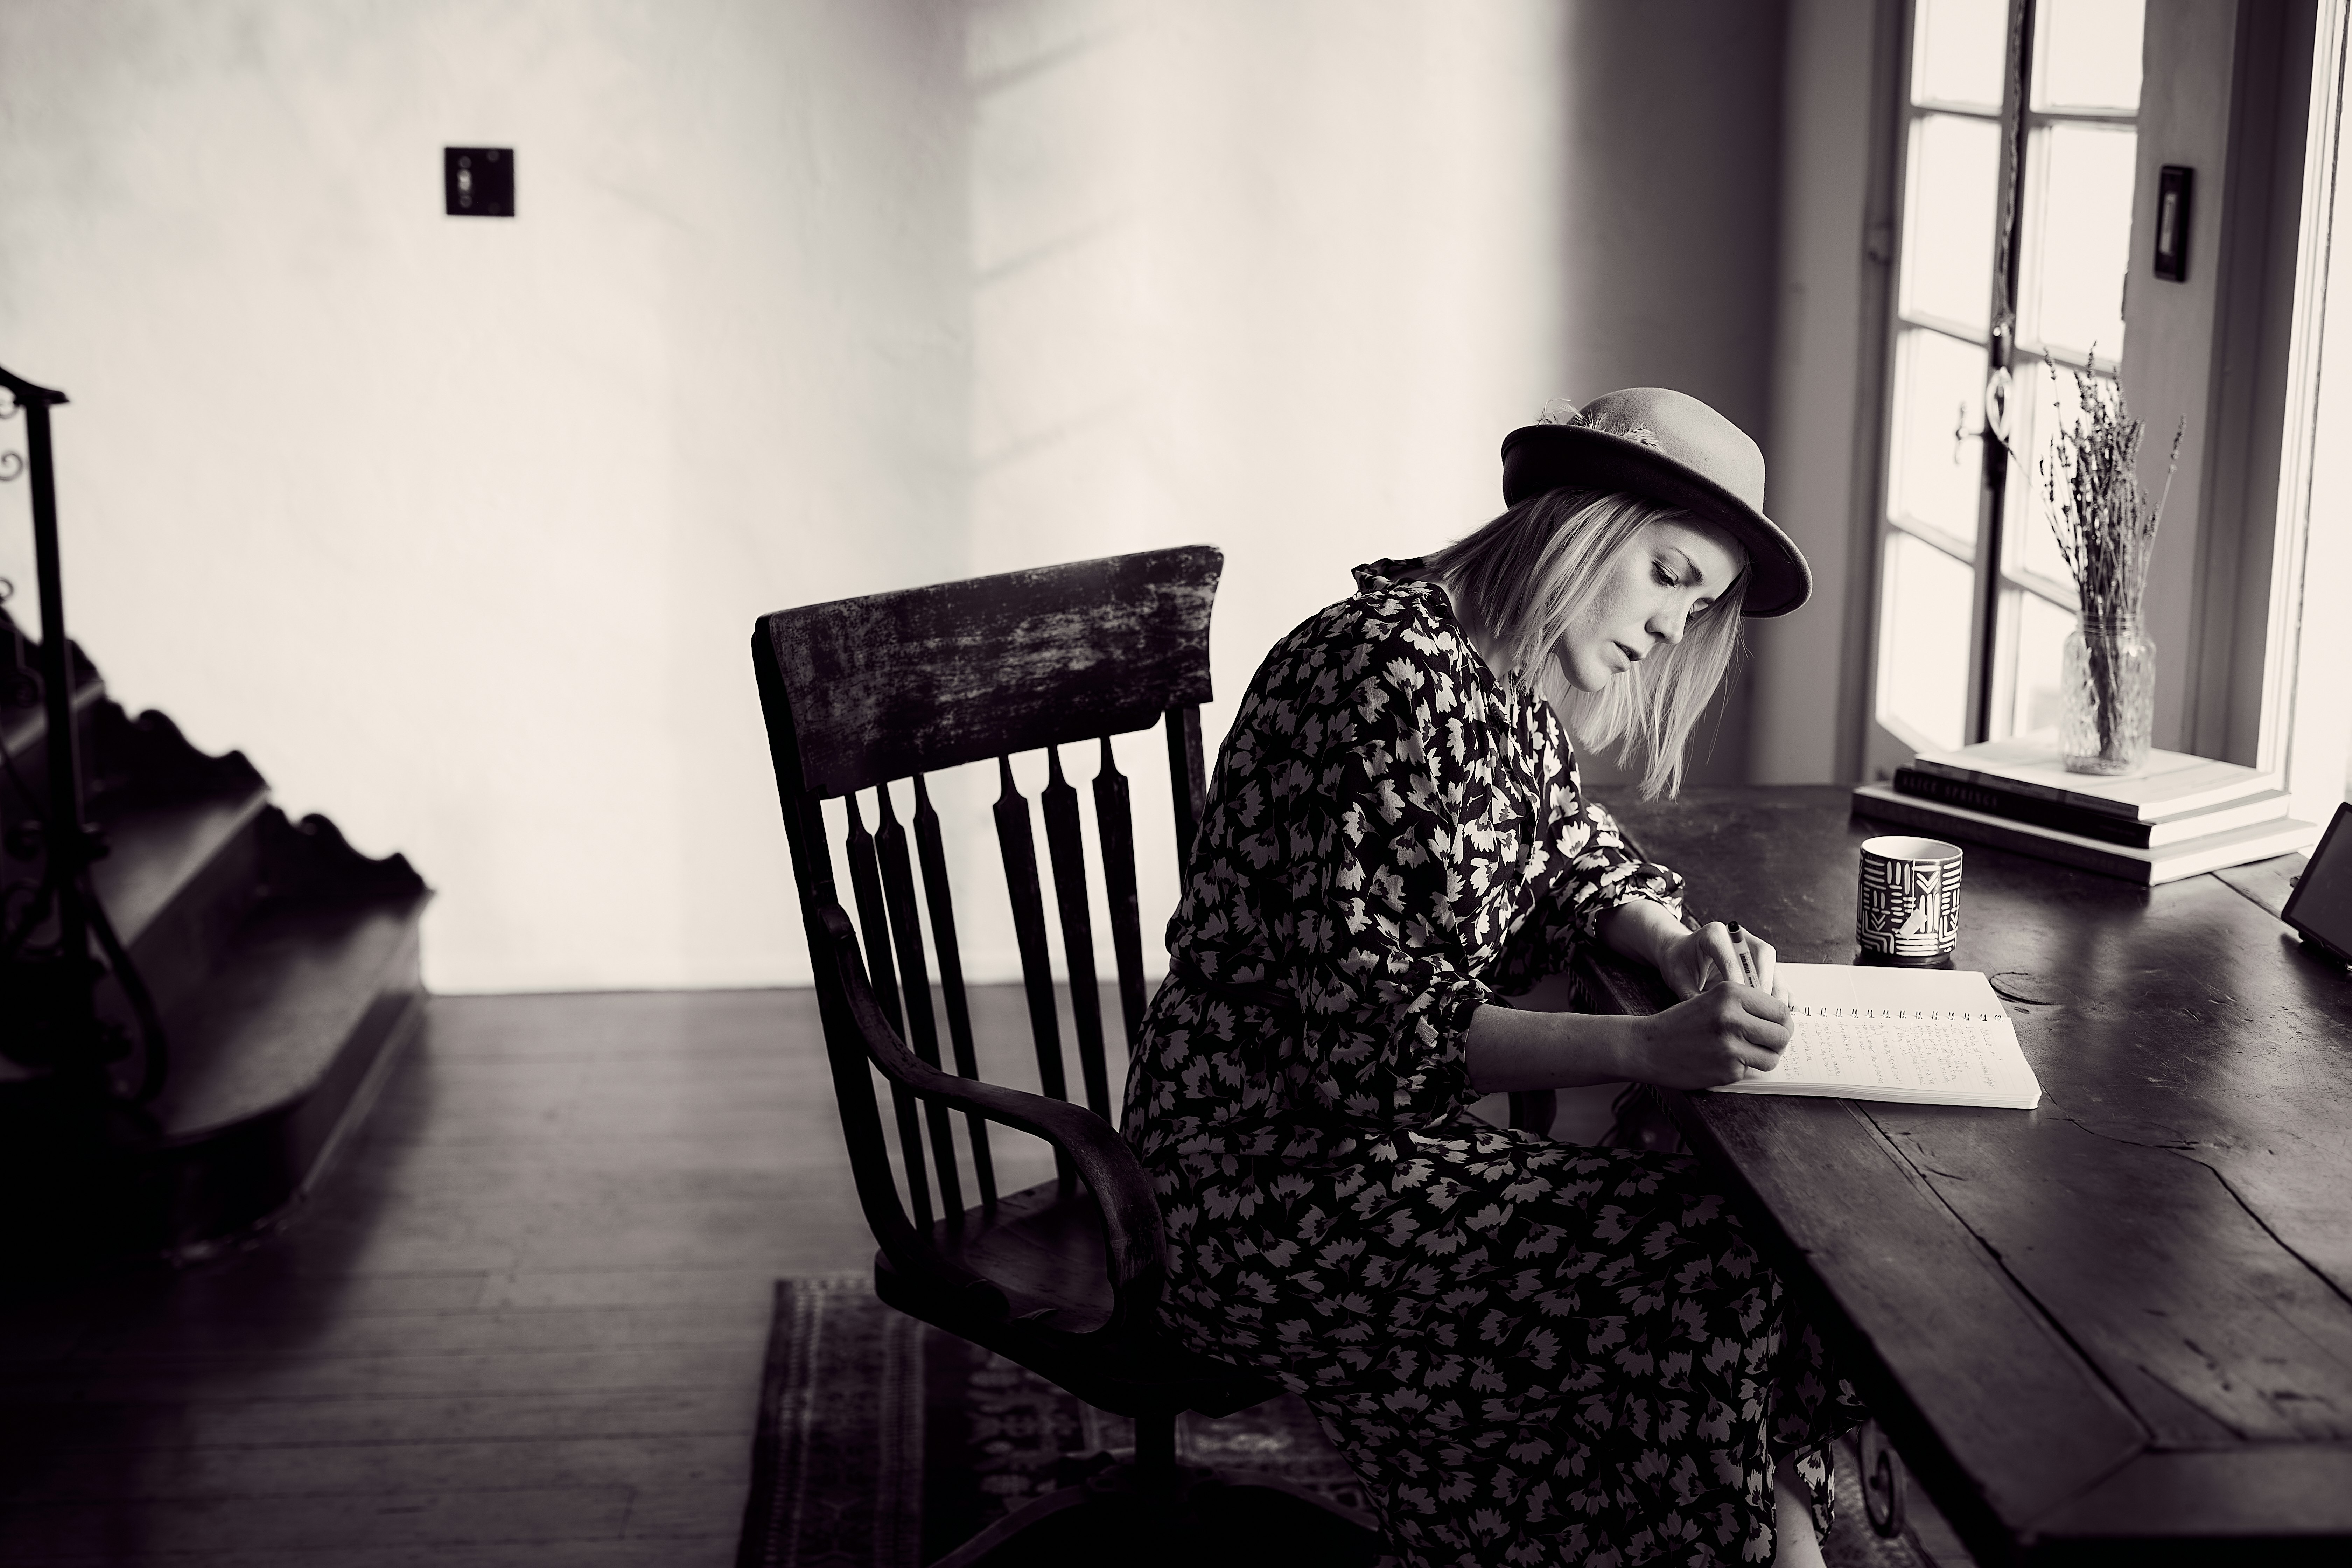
[1715,963,2042,1106]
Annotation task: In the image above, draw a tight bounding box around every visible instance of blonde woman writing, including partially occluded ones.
[1120,389,1866,1568]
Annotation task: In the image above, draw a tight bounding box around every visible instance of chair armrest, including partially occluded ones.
[815,902,1171,1334]
[1568,942,1693,1152]
[1568,940,1676,1017]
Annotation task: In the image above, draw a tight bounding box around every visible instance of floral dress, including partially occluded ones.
[1119,560,1865,1567]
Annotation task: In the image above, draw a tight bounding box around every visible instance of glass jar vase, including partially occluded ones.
[2061,614,2155,775]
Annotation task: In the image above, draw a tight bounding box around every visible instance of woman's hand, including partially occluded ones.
[1658,920,1777,1000]
[1629,981,1793,1089]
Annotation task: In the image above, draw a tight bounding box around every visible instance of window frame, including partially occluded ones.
[1854,0,2350,821]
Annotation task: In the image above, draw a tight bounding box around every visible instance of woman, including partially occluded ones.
[1120,388,1866,1568]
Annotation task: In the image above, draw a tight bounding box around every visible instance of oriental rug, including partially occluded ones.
[736,1274,1949,1568]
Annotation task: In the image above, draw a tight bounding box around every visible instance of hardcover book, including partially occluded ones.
[1891,767,2290,848]
[1909,734,2273,823]
[1852,782,2315,886]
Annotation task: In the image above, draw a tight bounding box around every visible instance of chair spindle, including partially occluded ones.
[873,783,965,1221]
[994,759,1066,1097]
[1041,747,1112,1120]
[993,756,1076,1186]
[912,774,997,1209]
[1165,705,1207,860]
[845,794,936,1230]
[1093,737,1149,1053]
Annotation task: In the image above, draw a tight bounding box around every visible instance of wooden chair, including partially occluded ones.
[750,547,1383,1566]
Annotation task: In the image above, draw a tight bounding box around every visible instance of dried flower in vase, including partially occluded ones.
[2037,367,2183,774]
[2039,368,2180,624]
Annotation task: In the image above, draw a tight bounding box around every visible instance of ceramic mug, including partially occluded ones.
[1857,835,1964,965]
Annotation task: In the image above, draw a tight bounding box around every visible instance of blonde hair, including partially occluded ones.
[1426,487,1746,797]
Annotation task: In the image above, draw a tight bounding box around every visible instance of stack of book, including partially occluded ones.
[1852,735,2316,886]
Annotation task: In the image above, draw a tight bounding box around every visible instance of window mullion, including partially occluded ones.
[1968,0,2039,746]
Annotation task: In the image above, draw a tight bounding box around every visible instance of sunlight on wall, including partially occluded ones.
[939,0,1577,977]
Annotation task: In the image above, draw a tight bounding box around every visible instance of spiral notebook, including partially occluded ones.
[1710,963,2043,1110]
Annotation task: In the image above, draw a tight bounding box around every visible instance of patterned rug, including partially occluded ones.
[736,1274,1949,1568]
[735,1275,1370,1568]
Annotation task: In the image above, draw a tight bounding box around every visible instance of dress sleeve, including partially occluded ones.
[1491,743,1686,987]
[1221,615,1493,1129]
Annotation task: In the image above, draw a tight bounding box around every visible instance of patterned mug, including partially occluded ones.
[1857,835,1964,965]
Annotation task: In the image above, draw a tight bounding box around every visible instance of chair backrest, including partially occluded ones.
[751,547,1220,1262]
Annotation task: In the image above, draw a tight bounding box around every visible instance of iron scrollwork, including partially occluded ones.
[2,385,21,481]
[0,363,169,1103]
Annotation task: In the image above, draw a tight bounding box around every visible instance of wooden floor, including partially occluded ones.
[0,987,963,1566]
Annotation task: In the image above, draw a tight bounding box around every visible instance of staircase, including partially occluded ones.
[0,614,430,1267]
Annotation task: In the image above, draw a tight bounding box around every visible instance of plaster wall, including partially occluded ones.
[0,0,968,991]
[3,0,1794,991]
[1754,0,1882,784]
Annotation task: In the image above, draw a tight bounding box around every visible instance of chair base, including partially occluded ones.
[931,1458,1386,1568]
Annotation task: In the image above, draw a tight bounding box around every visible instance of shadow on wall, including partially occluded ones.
[1558,0,1789,791]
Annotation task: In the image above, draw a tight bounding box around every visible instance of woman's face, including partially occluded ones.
[1551,519,1744,693]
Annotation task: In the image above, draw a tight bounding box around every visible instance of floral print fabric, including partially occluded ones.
[1119,561,1865,1566]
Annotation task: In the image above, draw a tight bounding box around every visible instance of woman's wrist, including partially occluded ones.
[1598,898,1686,972]
[1589,1009,1648,1084]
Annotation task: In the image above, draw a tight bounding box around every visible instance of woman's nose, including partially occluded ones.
[1650,604,1688,645]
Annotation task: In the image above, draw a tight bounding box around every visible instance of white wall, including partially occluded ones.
[937,0,1584,977]
[2,0,1796,993]
[1554,1,1790,786]
[0,0,968,991]
[936,0,1793,975]
[1754,0,1881,783]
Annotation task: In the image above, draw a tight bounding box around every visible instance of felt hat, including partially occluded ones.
[1499,387,1811,617]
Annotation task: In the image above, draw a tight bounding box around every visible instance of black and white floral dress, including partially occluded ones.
[1120,560,1865,1567]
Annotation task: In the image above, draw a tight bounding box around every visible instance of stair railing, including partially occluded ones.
[0,360,167,1102]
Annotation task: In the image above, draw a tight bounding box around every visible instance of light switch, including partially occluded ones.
[444,148,514,217]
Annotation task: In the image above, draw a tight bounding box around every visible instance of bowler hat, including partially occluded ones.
[1499,388,1811,617]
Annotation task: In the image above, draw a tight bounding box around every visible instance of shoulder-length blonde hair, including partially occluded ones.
[1425,486,1745,797]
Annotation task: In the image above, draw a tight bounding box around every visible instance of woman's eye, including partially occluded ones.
[1651,563,1679,588]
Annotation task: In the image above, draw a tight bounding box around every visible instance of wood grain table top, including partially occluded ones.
[1592,785,2352,1567]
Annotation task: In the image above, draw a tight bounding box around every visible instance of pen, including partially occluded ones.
[1726,920,1760,987]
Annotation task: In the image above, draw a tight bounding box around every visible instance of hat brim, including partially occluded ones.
[1500,424,1811,617]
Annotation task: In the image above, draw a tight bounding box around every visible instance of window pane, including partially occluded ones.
[2013,590,2078,736]
[1901,113,2003,334]
[1878,531,1977,750]
[2020,122,2137,360]
[1891,326,1988,547]
[2034,0,2145,113]
[1914,0,2009,111]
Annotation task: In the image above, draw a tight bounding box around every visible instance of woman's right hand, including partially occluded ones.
[1628,981,1793,1089]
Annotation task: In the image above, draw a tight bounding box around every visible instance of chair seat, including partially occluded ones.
[875,1177,1278,1422]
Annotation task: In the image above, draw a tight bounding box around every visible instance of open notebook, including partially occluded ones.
[1711,963,2043,1110]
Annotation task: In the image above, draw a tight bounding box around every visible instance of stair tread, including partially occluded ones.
[88,784,271,949]
[0,672,104,770]
[150,886,429,1141]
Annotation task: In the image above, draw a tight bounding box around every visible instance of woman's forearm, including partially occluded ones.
[1463,1002,1643,1093]
[1596,897,1687,971]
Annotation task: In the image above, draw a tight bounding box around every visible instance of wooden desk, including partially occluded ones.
[1588,786,2352,1567]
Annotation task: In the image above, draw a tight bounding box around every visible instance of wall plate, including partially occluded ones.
[444,148,514,218]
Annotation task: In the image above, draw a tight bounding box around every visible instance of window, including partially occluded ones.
[1872,0,2148,758]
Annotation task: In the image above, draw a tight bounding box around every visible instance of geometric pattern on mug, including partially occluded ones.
[1858,854,1962,955]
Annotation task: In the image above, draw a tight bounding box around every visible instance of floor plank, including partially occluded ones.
[0,986,897,1565]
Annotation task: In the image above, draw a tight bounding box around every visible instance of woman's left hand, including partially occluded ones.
[1659,920,1777,1000]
